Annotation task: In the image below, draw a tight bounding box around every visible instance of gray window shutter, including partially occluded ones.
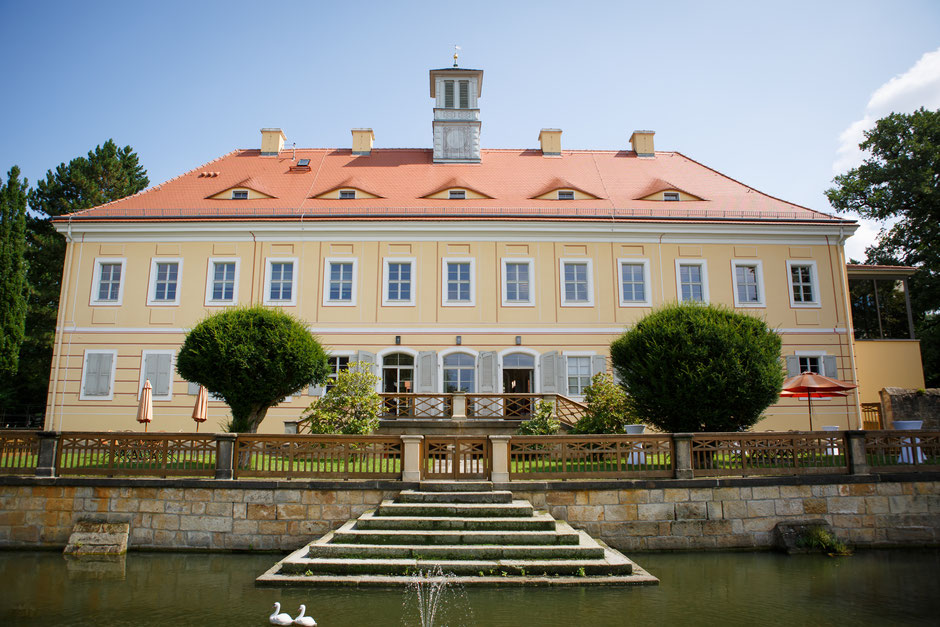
[785,356,800,377]
[85,353,113,396]
[144,353,172,397]
[540,351,558,393]
[591,355,608,377]
[823,356,838,378]
[187,381,200,395]
[356,351,377,373]
[556,357,568,396]
[308,382,325,396]
[478,351,498,393]
[416,351,438,393]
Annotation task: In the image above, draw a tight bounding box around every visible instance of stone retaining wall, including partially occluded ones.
[1,475,937,552]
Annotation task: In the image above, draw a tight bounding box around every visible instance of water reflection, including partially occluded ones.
[0,550,938,626]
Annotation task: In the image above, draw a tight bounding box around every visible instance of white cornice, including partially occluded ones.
[59,325,848,335]
[55,218,857,244]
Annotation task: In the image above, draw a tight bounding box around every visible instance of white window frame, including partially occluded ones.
[231,189,249,200]
[325,352,355,392]
[501,258,535,307]
[448,189,467,199]
[322,257,358,307]
[497,347,541,394]
[559,258,595,307]
[675,259,710,304]
[786,260,821,308]
[792,350,832,401]
[339,189,356,199]
[563,351,595,398]
[138,350,175,401]
[147,258,183,306]
[441,258,476,307]
[663,191,680,201]
[557,190,575,200]
[382,257,416,307]
[79,349,118,401]
[90,258,126,306]
[204,257,241,307]
[263,257,298,307]
[731,260,765,308]
[440,348,478,394]
[617,258,652,307]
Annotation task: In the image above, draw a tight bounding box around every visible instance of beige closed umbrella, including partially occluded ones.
[137,380,154,432]
[192,385,209,432]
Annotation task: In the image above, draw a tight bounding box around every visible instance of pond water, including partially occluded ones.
[1,549,938,626]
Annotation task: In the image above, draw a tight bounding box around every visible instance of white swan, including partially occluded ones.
[293,604,317,626]
[270,602,293,626]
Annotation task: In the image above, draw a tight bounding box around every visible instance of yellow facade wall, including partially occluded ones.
[854,340,925,404]
[46,232,861,434]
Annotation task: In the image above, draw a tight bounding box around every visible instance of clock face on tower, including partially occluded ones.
[444,127,469,158]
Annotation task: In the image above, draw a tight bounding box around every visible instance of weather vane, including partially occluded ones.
[453,45,461,67]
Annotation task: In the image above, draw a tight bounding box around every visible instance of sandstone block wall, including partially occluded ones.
[881,387,940,429]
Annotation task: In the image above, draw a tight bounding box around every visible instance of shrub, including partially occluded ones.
[610,303,783,432]
[300,362,382,435]
[571,372,638,434]
[517,400,561,435]
[176,306,328,433]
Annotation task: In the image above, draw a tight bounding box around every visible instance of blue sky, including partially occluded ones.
[2,0,939,259]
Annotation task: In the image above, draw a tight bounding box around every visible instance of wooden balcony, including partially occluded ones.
[379,393,586,428]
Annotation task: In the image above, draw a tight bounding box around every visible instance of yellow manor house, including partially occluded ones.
[44,64,925,434]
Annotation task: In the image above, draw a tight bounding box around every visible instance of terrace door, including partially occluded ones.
[502,353,534,417]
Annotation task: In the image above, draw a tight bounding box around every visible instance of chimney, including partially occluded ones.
[630,130,655,157]
[351,128,374,155]
[260,128,286,156]
[538,128,562,156]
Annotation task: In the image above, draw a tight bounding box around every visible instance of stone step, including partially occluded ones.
[305,542,606,561]
[376,499,534,518]
[330,519,581,546]
[354,510,556,532]
[398,490,512,504]
[418,481,495,492]
[276,554,633,576]
[258,572,659,588]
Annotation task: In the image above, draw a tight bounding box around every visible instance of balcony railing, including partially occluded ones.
[379,393,586,425]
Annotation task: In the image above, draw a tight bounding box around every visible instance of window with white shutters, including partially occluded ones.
[141,351,174,399]
[81,351,116,399]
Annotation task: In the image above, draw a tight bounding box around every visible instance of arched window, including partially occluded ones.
[503,353,535,369]
[382,353,414,393]
[443,353,475,393]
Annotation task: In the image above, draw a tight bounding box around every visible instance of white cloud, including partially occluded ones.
[832,47,940,260]
[833,47,940,175]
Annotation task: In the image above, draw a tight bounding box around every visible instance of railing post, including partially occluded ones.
[673,433,694,479]
[400,435,424,482]
[452,392,467,421]
[845,430,869,475]
[489,435,511,482]
[35,431,59,478]
[214,433,237,480]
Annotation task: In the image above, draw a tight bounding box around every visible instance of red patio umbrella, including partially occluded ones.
[136,380,153,432]
[192,385,209,432]
[781,372,857,431]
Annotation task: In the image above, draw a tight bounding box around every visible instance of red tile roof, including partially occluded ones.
[57,148,851,224]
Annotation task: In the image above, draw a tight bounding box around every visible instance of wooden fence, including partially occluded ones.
[2,429,938,481]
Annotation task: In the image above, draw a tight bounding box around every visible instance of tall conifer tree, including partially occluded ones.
[0,167,29,376]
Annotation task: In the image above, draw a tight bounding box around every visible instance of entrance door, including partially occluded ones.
[383,353,414,416]
[502,353,535,417]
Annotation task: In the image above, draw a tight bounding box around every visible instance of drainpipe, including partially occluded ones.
[249,231,258,304]
[834,229,863,430]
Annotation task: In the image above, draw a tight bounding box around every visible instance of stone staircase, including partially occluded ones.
[257,482,658,586]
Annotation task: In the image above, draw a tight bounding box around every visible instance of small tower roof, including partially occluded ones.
[429,68,484,97]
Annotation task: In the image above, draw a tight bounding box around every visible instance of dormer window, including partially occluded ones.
[663,192,680,201]
[449,190,466,200]
[231,189,249,200]
[339,190,356,199]
[557,190,575,200]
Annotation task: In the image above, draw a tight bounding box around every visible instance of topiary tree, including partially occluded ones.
[299,362,382,435]
[610,303,783,432]
[176,306,328,433]
[571,372,638,434]
[516,399,561,435]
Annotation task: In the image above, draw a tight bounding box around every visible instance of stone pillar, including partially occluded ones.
[214,433,237,480]
[489,435,511,483]
[452,392,467,421]
[400,435,424,482]
[845,430,869,475]
[35,431,59,478]
[673,433,694,480]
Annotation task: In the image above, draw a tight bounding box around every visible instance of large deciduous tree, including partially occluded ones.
[826,107,939,386]
[610,304,784,432]
[176,306,329,433]
[0,141,148,414]
[0,167,29,376]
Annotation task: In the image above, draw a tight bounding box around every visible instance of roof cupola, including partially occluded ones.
[429,58,483,163]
